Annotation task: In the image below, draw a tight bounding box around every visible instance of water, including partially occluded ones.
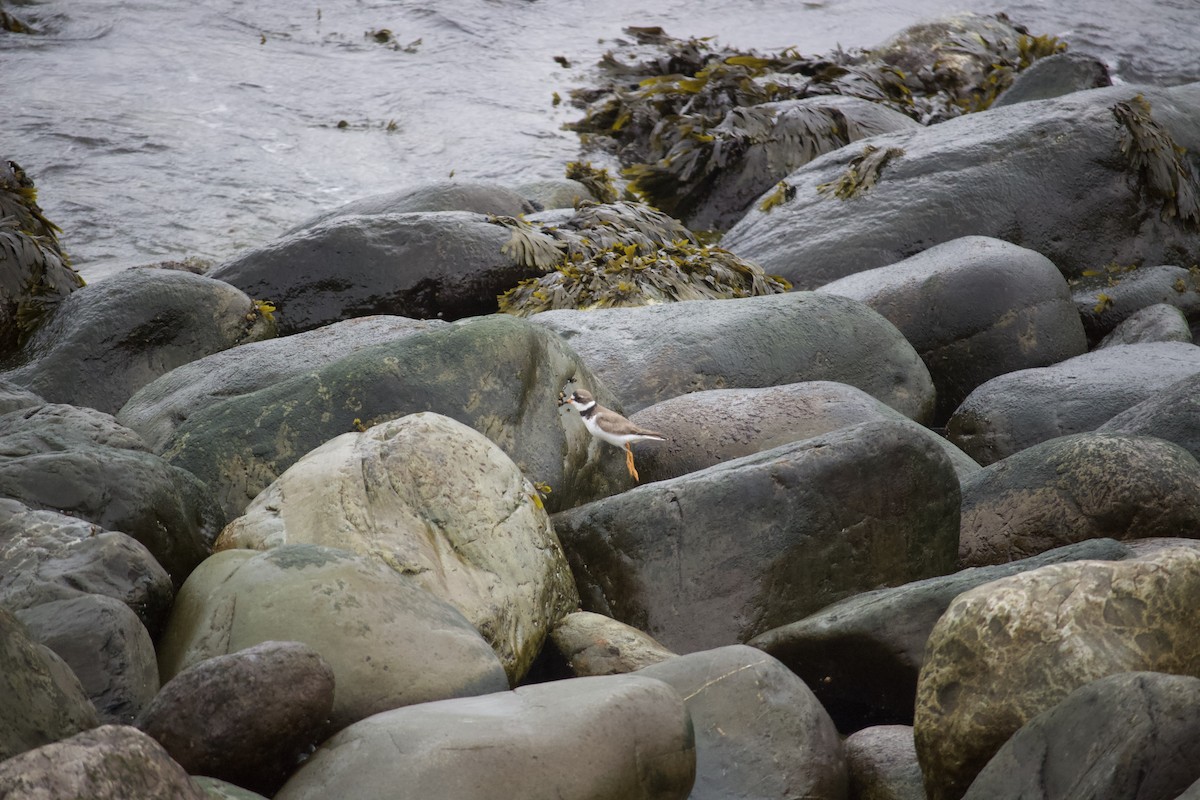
[2,0,1198,280]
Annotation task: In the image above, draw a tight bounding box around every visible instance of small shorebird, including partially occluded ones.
[560,388,665,481]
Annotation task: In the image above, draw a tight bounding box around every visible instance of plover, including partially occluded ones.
[560,388,665,481]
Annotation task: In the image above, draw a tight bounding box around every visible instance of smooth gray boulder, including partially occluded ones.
[817,236,1087,421]
[275,675,696,800]
[117,315,447,452]
[723,83,1200,289]
[211,211,539,334]
[0,724,206,799]
[991,52,1111,107]
[159,314,628,518]
[139,641,335,796]
[216,413,580,684]
[945,341,1200,465]
[962,672,1200,800]
[0,405,223,586]
[750,538,1133,731]
[628,381,979,485]
[959,432,1200,567]
[0,498,174,636]
[0,606,98,760]
[1100,371,1200,461]
[16,594,158,725]
[1072,264,1200,345]
[553,419,960,652]
[844,725,925,800]
[1097,302,1193,347]
[1,267,274,414]
[551,611,676,677]
[0,377,44,413]
[914,546,1200,800]
[637,645,846,800]
[284,180,536,233]
[157,545,509,731]
[530,292,936,421]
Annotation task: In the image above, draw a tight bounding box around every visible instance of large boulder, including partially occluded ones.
[158,314,627,518]
[529,292,935,421]
[0,724,206,799]
[962,672,1200,800]
[16,594,158,725]
[913,546,1200,800]
[117,315,448,452]
[216,413,579,683]
[817,236,1087,421]
[0,606,98,760]
[1071,264,1200,345]
[945,341,1200,465]
[722,83,1200,288]
[0,404,223,586]
[284,180,536,233]
[959,432,1200,567]
[274,675,696,800]
[991,52,1111,107]
[138,640,335,796]
[1,267,274,414]
[637,645,846,800]
[157,545,509,731]
[1097,302,1193,347]
[552,419,960,652]
[750,538,1133,731]
[551,611,676,677]
[844,726,925,800]
[210,211,538,334]
[0,498,174,636]
[1100,371,1200,462]
[627,381,979,485]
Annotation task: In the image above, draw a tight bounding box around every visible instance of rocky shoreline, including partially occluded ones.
[3,12,1200,800]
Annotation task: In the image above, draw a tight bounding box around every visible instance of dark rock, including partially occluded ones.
[551,611,676,676]
[0,606,98,760]
[750,538,1132,732]
[991,52,1112,107]
[844,725,925,800]
[274,675,696,800]
[530,291,936,421]
[118,315,447,452]
[139,641,335,796]
[0,405,223,586]
[159,314,627,518]
[553,419,960,652]
[818,236,1087,421]
[0,724,206,799]
[945,341,1200,465]
[723,83,1200,288]
[914,546,1200,800]
[0,498,174,635]
[637,645,846,800]
[1098,301,1192,347]
[959,432,1200,567]
[16,594,158,725]
[1072,264,1200,345]
[210,211,538,334]
[157,545,509,731]
[285,181,536,233]
[628,381,979,485]
[1,267,274,414]
[1100,371,1200,461]
[215,413,580,685]
[962,672,1200,800]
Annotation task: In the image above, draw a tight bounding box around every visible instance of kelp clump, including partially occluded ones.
[0,160,85,356]
[817,145,906,200]
[1111,94,1200,230]
[568,14,1065,229]
[493,201,790,316]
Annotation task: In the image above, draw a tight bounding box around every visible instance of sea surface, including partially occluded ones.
[2,0,1198,280]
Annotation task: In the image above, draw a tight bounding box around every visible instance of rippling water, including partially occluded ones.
[2,0,1198,279]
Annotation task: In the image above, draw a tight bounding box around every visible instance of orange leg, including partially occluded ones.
[624,443,640,482]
